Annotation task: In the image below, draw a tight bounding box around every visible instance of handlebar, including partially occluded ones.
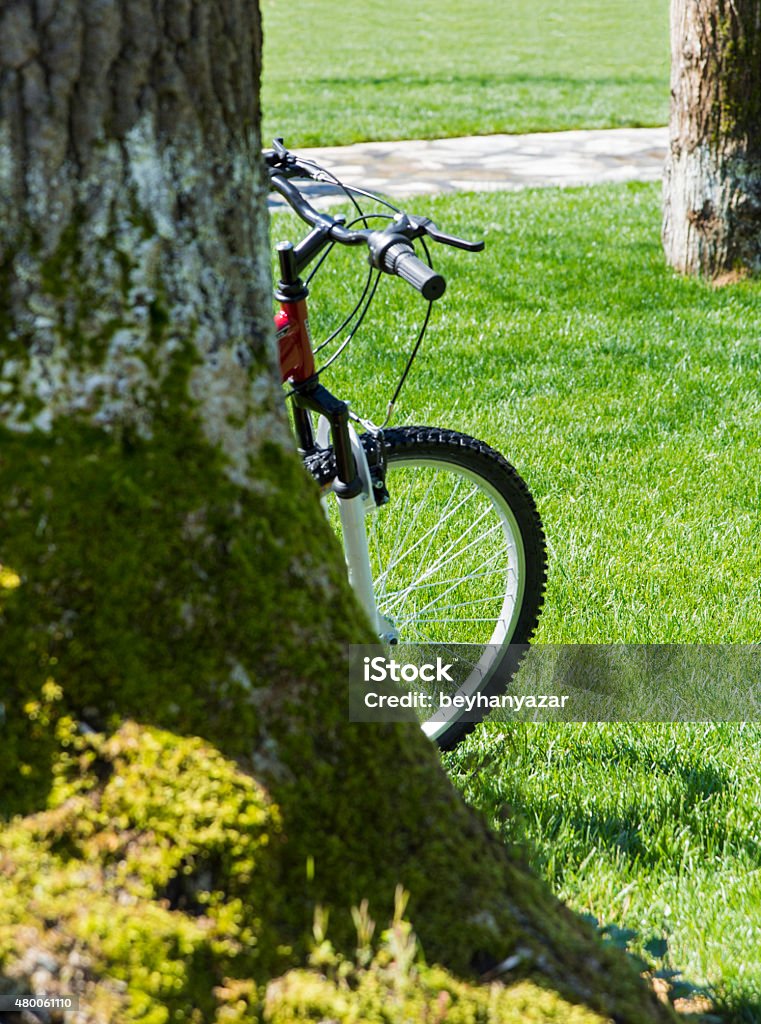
[269,172,366,247]
[265,141,483,301]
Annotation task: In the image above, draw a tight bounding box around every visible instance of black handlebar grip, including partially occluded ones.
[382,242,446,301]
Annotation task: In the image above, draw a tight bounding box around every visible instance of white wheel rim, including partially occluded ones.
[330,452,527,743]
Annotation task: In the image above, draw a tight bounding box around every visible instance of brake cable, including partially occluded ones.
[316,271,382,374]
[381,234,435,427]
[293,156,402,220]
[311,214,394,355]
[276,161,439,418]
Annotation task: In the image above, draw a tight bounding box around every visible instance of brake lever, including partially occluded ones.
[265,138,301,177]
[266,138,331,184]
[417,217,485,252]
[388,214,484,251]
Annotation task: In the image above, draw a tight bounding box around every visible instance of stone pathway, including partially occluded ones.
[270,127,668,207]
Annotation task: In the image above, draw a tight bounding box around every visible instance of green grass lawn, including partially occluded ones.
[261,0,670,146]
[445,723,761,1024]
[275,182,761,643]
[272,182,761,1020]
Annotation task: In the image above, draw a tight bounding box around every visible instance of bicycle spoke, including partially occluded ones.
[392,519,503,607]
[378,473,442,589]
[387,555,507,623]
[389,474,471,590]
[398,616,509,625]
[395,553,513,628]
[374,477,479,585]
[376,497,495,598]
[381,553,510,613]
[381,565,511,600]
[393,592,514,617]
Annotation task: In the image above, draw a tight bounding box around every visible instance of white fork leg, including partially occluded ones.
[317,415,390,637]
[337,494,379,633]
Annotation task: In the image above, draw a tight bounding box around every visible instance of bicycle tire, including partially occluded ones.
[308,426,546,750]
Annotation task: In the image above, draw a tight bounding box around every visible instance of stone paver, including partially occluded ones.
[270,127,668,207]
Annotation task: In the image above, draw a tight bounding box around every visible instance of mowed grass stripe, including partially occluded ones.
[261,0,669,146]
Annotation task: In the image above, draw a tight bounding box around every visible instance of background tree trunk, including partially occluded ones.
[662,0,761,277]
[1,2,674,1021]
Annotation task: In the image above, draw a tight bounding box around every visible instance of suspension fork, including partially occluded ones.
[275,244,380,632]
[292,381,380,632]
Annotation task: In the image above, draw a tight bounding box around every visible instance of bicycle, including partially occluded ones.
[266,140,546,750]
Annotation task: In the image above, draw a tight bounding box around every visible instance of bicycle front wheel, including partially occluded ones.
[317,426,546,749]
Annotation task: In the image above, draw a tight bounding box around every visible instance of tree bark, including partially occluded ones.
[0,0,280,454]
[1,3,675,1021]
[663,0,761,277]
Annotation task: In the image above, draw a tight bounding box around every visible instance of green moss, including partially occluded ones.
[266,970,609,1024]
[241,716,675,1023]
[0,251,22,363]
[713,10,761,149]
[36,220,105,360]
[0,727,656,1024]
[32,195,167,367]
[39,222,82,301]
[0,337,357,818]
[148,298,170,342]
[0,695,673,1022]
[263,903,612,1024]
[0,677,68,820]
[0,722,283,1021]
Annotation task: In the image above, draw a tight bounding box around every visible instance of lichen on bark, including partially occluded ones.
[0,0,283,464]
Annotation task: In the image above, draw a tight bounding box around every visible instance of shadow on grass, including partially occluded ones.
[564,756,744,870]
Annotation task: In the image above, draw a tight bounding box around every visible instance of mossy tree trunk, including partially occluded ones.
[663,0,761,277]
[1,3,674,1021]
[0,0,328,803]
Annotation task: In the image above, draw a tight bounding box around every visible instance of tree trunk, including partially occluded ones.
[1,3,674,1021]
[662,0,761,277]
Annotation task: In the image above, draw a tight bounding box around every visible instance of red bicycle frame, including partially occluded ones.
[276,295,315,384]
[273,239,363,497]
